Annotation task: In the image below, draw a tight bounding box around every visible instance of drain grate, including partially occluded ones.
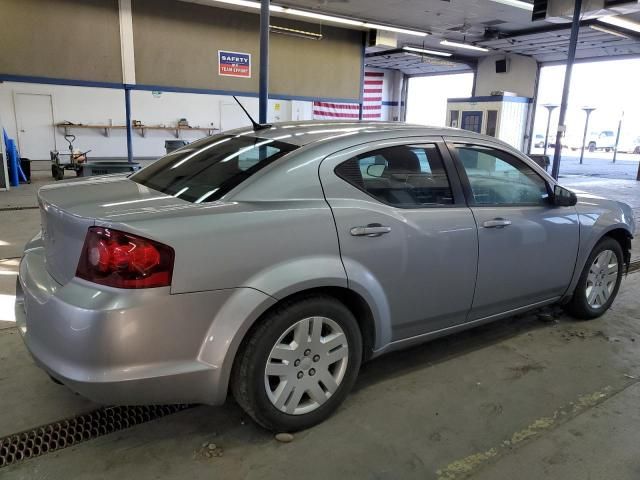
[0,404,192,469]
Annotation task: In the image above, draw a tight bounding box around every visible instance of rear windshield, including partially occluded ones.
[132,135,298,203]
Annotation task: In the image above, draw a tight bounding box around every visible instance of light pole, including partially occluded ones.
[579,107,596,165]
[613,111,624,164]
[543,104,559,156]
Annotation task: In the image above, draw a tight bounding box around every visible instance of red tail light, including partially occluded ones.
[76,227,174,288]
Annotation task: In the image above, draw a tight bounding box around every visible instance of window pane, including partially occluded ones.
[456,145,548,205]
[132,136,297,203]
[335,144,454,207]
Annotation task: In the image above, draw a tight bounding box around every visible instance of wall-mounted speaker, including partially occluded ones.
[495,59,508,74]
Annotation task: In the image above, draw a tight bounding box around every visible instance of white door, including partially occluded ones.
[14,93,55,160]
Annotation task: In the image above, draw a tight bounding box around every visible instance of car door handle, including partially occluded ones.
[483,218,512,229]
[350,224,391,237]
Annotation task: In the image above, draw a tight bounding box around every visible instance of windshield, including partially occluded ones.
[132,135,298,203]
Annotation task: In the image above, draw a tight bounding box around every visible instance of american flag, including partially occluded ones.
[313,71,383,120]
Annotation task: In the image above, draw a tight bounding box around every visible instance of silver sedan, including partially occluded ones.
[16,122,635,432]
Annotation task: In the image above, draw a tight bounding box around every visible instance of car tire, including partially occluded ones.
[565,237,624,320]
[588,142,596,152]
[231,295,362,432]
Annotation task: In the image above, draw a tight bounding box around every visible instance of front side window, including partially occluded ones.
[132,135,298,203]
[455,145,549,205]
[335,144,454,208]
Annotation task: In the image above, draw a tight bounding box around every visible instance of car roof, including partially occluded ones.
[223,121,487,147]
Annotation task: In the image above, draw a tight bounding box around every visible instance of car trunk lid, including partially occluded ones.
[37,175,188,285]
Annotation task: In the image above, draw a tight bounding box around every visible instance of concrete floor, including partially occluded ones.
[0,274,639,479]
[1,162,640,479]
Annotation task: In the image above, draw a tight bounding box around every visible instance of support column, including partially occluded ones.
[550,0,583,180]
[119,0,136,163]
[259,0,269,124]
[125,87,133,164]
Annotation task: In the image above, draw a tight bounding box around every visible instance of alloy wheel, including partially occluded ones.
[585,249,618,309]
[264,316,349,415]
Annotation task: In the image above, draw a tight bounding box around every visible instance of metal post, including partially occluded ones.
[258,0,269,124]
[579,107,595,165]
[124,87,133,163]
[550,0,582,180]
[613,111,623,164]
[543,104,558,156]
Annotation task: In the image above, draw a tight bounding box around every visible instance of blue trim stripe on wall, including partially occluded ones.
[0,74,360,104]
[0,74,124,89]
[447,95,531,104]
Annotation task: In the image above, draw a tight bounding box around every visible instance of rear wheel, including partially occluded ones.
[231,295,362,432]
[565,237,623,320]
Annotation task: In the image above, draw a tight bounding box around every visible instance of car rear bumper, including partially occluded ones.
[16,247,274,406]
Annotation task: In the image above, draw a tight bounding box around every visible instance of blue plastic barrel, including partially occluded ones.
[6,139,19,187]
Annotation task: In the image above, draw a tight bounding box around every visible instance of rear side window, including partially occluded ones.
[132,135,297,203]
[335,144,454,208]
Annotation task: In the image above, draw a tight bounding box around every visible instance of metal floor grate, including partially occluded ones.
[0,404,191,469]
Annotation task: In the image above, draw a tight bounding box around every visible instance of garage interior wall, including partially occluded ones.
[0,84,298,158]
[0,0,375,159]
[0,0,122,83]
[132,0,363,100]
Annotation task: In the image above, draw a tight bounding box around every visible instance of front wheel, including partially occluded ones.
[565,238,623,320]
[231,295,362,432]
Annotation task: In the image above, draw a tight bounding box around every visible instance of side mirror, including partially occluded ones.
[366,164,385,178]
[552,184,577,207]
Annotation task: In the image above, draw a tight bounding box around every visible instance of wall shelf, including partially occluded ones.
[55,123,218,138]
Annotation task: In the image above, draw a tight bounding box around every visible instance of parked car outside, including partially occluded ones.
[569,130,616,152]
[532,133,561,149]
[533,133,546,148]
[16,122,635,432]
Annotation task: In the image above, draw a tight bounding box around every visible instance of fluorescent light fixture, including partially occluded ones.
[403,46,452,57]
[363,23,428,37]
[599,15,640,34]
[209,0,285,11]
[282,8,363,26]
[590,24,631,39]
[270,24,323,40]
[208,0,260,9]
[440,40,489,52]
[206,1,429,36]
[489,0,534,11]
